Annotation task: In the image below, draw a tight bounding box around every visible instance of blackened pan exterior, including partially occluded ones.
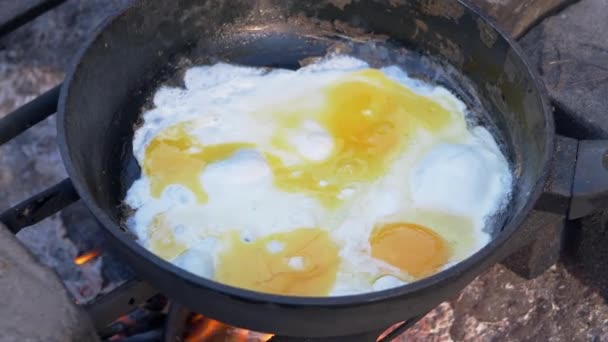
[57,0,553,337]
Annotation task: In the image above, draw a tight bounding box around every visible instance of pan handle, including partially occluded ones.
[535,134,608,219]
[0,178,80,234]
[568,139,608,219]
[0,83,80,234]
[534,135,578,215]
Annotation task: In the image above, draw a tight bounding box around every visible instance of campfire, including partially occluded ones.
[184,314,273,342]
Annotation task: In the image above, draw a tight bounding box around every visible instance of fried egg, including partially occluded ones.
[125,55,512,296]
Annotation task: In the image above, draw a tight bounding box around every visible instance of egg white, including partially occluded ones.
[125,55,512,296]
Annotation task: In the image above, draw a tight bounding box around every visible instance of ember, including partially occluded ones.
[185,314,273,342]
[74,249,101,265]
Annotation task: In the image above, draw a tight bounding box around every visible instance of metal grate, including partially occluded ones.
[0,0,67,36]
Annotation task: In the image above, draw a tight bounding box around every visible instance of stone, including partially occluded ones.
[519,0,608,138]
[469,0,576,38]
[0,223,99,342]
[562,211,608,300]
[448,264,608,341]
[501,211,566,279]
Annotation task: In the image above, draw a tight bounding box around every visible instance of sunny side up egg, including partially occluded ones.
[125,55,513,297]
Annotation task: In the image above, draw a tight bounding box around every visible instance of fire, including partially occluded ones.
[74,249,101,265]
[185,314,274,342]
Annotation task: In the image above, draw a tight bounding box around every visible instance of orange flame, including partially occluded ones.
[185,314,273,342]
[74,249,101,265]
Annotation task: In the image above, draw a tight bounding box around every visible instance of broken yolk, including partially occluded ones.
[148,214,187,260]
[143,122,251,203]
[215,228,340,296]
[266,69,454,207]
[143,69,456,208]
[370,222,450,278]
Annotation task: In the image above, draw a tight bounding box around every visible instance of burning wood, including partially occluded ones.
[185,314,273,342]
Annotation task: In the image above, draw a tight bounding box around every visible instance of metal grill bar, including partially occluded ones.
[0,178,79,234]
[0,84,61,145]
[0,0,68,37]
[85,279,158,332]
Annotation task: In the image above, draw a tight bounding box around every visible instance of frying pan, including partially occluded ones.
[0,0,553,338]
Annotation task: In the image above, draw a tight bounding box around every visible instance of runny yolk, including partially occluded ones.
[370,222,450,278]
[215,228,340,296]
[143,122,251,203]
[148,214,187,260]
[266,69,454,207]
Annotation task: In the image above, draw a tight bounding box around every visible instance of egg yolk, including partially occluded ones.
[370,222,450,278]
[143,122,251,203]
[148,214,187,260]
[267,69,454,207]
[215,228,340,296]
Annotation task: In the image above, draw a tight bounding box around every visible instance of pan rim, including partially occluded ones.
[57,0,555,309]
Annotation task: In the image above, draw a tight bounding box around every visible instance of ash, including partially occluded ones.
[1,0,607,340]
[0,0,133,305]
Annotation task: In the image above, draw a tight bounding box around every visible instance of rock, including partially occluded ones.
[520,0,608,138]
[501,211,566,279]
[448,264,608,341]
[562,212,608,300]
[0,223,99,342]
[469,0,576,38]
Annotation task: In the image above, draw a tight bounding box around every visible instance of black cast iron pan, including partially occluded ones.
[0,0,557,338]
